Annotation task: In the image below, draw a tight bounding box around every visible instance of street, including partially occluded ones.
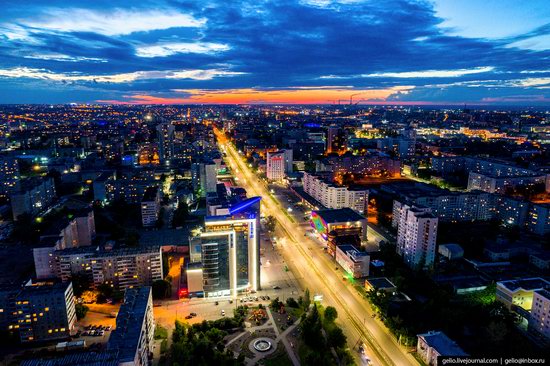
[215,127,417,366]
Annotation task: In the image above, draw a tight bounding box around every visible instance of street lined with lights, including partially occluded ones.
[215,127,416,366]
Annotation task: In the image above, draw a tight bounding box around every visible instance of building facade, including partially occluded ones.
[529,289,550,342]
[303,172,368,214]
[395,204,438,270]
[266,150,286,180]
[141,186,161,227]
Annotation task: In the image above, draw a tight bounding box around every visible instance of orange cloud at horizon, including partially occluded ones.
[97,86,415,105]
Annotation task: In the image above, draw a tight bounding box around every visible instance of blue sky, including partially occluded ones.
[0,0,549,105]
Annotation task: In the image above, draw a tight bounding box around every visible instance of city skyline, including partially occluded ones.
[0,0,549,105]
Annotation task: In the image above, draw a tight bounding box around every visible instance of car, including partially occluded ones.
[221,310,226,316]
[266,296,270,300]
[106,326,112,331]
[335,266,339,270]
[229,300,233,304]
[190,312,197,317]
[254,297,258,301]
[272,286,281,290]
[215,301,219,305]
[185,315,193,319]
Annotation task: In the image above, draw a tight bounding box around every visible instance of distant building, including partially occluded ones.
[527,203,550,236]
[0,156,20,198]
[266,150,286,180]
[529,289,550,342]
[303,172,368,214]
[467,171,546,194]
[395,204,438,270]
[107,286,154,366]
[141,186,161,227]
[10,177,56,220]
[438,244,464,261]
[326,126,347,155]
[417,331,468,365]
[335,244,369,278]
[156,122,175,164]
[34,209,96,279]
[16,281,76,343]
[496,278,550,311]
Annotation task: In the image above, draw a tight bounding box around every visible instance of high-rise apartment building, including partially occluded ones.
[529,289,550,342]
[10,178,56,220]
[396,204,438,270]
[141,186,160,227]
[156,122,175,164]
[16,281,76,343]
[326,126,347,155]
[0,156,20,198]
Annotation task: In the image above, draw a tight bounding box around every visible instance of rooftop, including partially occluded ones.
[21,350,120,366]
[142,186,159,202]
[107,286,152,363]
[417,331,468,356]
[497,277,550,292]
[313,208,366,224]
[365,277,396,290]
[535,288,550,300]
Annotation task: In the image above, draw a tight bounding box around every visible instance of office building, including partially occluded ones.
[193,162,218,196]
[266,150,286,180]
[107,286,155,366]
[395,204,438,270]
[0,156,20,198]
[417,331,467,365]
[496,278,550,311]
[156,122,175,163]
[529,289,550,342]
[188,197,261,297]
[326,126,347,155]
[16,281,76,343]
[141,186,161,227]
[335,244,369,278]
[310,208,367,241]
[303,172,368,213]
[10,177,56,220]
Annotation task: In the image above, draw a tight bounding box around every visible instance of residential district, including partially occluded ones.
[0,104,548,365]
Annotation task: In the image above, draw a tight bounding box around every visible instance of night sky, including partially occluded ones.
[0,0,549,105]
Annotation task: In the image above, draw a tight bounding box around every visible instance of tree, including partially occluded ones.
[75,304,89,320]
[286,297,299,308]
[152,279,172,299]
[265,216,276,232]
[303,289,311,310]
[125,230,140,246]
[324,306,338,323]
[326,326,347,349]
[172,201,189,227]
[300,305,324,350]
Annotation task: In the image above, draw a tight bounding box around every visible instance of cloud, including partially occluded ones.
[23,53,107,63]
[0,67,244,83]
[135,42,230,57]
[320,67,495,79]
[12,8,205,36]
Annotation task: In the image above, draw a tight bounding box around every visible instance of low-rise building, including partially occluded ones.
[310,208,367,241]
[417,331,468,366]
[496,278,550,311]
[335,244,369,278]
[364,277,397,293]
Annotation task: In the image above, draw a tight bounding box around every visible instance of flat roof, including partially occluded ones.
[366,277,396,289]
[107,286,152,363]
[338,244,368,258]
[21,350,120,366]
[418,331,468,356]
[498,277,550,292]
[313,208,365,224]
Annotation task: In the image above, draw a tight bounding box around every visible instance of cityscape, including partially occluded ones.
[0,1,549,366]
